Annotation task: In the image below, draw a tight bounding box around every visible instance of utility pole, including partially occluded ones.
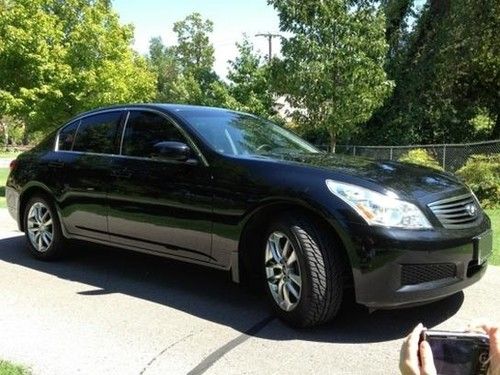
[255,33,281,62]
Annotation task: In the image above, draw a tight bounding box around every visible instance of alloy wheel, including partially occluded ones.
[27,202,54,252]
[265,231,302,311]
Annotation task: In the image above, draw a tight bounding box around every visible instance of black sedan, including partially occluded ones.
[5,104,492,327]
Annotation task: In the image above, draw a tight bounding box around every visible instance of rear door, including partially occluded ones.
[55,111,124,240]
[107,110,213,262]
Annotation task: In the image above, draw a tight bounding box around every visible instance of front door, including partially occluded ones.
[107,110,213,263]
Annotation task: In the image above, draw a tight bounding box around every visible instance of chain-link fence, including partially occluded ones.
[318,140,500,172]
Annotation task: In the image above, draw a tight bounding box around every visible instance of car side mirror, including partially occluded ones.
[152,141,194,163]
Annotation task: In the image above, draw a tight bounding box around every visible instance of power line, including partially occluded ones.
[255,33,281,62]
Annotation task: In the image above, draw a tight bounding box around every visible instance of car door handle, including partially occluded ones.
[111,170,132,178]
[48,160,64,168]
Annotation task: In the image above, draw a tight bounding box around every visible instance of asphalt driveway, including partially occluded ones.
[0,209,498,374]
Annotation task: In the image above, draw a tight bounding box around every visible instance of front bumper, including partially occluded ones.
[346,218,492,308]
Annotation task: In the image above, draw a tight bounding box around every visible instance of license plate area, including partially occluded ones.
[473,230,493,265]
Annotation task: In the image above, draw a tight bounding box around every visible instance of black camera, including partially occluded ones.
[421,330,490,375]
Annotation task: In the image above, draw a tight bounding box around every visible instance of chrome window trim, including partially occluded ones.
[71,120,82,151]
[55,109,125,152]
[54,107,209,167]
[55,119,81,152]
[119,111,130,155]
[50,150,200,166]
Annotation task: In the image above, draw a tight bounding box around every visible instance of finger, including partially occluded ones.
[420,341,437,375]
[408,323,424,360]
[400,323,424,374]
[468,320,490,333]
[486,326,500,358]
[476,325,500,355]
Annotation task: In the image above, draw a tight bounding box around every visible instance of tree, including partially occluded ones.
[162,12,242,109]
[148,37,179,102]
[361,0,500,145]
[442,0,500,139]
[148,14,276,113]
[172,12,218,89]
[173,12,215,73]
[269,0,393,151]
[0,0,156,139]
[382,0,414,67]
[227,37,275,117]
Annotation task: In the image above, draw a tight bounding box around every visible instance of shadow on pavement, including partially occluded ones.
[0,234,464,344]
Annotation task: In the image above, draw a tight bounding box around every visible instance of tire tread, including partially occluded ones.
[265,211,345,327]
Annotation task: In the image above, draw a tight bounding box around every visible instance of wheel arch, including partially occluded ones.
[18,182,55,232]
[237,200,354,287]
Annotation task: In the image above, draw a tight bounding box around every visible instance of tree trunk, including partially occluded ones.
[4,122,8,149]
[492,112,500,139]
[0,119,7,150]
[329,130,337,153]
[22,123,29,145]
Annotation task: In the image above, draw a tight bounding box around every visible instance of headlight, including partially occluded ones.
[326,180,432,229]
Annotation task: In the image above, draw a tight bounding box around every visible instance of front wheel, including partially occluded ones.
[24,195,65,260]
[263,213,345,327]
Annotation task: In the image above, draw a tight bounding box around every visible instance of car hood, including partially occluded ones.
[257,152,466,201]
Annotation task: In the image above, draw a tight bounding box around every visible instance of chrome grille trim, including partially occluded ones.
[428,193,482,229]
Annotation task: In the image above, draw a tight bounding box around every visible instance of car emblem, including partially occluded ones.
[465,203,477,217]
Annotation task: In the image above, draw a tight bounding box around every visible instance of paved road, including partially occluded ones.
[0,209,498,375]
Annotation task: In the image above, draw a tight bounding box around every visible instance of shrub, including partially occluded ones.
[456,154,500,208]
[398,149,443,171]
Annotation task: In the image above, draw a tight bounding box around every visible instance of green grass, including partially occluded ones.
[0,360,30,375]
[486,208,500,266]
[0,168,8,209]
[0,150,21,159]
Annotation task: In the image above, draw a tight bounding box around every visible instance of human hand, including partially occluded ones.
[400,323,437,375]
[470,323,500,375]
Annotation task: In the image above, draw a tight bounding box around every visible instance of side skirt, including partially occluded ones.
[63,232,231,273]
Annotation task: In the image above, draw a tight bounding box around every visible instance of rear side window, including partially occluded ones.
[58,121,79,151]
[73,112,122,154]
[122,111,186,158]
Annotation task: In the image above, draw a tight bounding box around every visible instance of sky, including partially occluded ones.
[112,0,282,79]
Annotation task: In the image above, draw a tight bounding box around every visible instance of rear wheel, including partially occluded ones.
[263,213,345,327]
[24,195,65,260]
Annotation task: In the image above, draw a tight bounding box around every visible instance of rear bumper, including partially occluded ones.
[5,186,19,224]
[345,219,492,308]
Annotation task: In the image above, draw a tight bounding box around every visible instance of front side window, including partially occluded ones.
[122,111,186,158]
[58,120,79,151]
[73,112,122,154]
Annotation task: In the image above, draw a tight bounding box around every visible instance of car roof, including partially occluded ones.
[76,103,235,119]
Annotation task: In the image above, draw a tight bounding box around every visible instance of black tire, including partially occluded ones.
[23,194,65,260]
[262,212,345,327]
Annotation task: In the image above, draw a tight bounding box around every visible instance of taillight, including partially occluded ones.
[9,159,18,171]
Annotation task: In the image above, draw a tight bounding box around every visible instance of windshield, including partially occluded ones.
[177,110,320,156]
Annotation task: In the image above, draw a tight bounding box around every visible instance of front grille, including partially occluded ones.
[401,263,457,286]
[428,193,482,229]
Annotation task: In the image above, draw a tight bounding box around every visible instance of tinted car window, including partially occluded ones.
[58,121,79,151]
[122,111,186,158]
[177,110,319,156]
[73,112,122,154]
